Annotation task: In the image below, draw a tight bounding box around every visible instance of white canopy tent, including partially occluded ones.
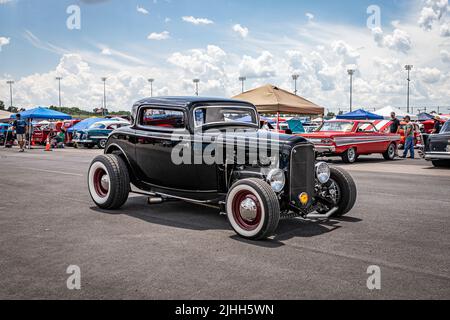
[374,106,417,121]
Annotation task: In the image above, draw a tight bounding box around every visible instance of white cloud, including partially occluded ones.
[101,48,112,55]
[305,12,314,22]
[182,16,214,25]
[136,5,149,15]
[239,51,277,78]
[372,27,412,53]
[441,49,450,62]
[418,67,442,83]
[168,45,229,96]
[0,36,10,51]
[232,24,249,38]
[147,31,170,40]
[440,22,450,36]
[0,0,13,4]
[418,0,449,32]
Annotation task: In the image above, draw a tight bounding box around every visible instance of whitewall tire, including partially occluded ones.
[226,178,280,240]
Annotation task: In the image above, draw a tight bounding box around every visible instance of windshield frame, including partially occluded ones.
[318,121,355,133]
[192,105,260,129]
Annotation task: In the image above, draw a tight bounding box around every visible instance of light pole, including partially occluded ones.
[239,76,246,93]
[55,77,62,108]
[292,74,299,95]
[101,77,107,116]
[193,79,200,96]
[405,65,413,114]
[347,69,355,112]
[6,80,14,109]
[148,78,155,97]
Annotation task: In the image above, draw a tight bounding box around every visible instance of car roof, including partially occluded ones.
[133,96,253,109]
[91,121,129,126]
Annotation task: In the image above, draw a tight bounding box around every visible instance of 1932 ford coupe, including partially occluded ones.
[88,97,357,240]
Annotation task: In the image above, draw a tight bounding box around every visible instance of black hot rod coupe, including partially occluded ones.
[88,97,357,240]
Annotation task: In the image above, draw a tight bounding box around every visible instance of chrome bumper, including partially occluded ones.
[424,152,450,160]
[314,145,336,154]
[73,139,94,144]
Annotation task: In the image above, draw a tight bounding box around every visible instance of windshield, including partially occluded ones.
[194,106,258,127]
[319,121,354,132]
[441,121,450,133]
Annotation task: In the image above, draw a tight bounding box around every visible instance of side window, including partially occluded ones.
[358,123,376,132]
[140,108,185,129]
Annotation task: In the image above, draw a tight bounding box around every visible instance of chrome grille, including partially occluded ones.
[289,144,315,208]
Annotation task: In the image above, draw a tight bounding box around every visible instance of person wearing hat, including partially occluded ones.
[431,115,442,134]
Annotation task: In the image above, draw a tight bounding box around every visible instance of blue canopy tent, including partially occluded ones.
[10,107,72,120]
[337,109,384,120]
[10,107,72,149]
[67,118,110,133]
[417,113,434,122]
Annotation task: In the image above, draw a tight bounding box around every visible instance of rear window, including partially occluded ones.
[141,108,185,129]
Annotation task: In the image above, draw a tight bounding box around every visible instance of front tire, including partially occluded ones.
[432,160,450,167]
[383,143,397,160]
[226,178,280,240]
[341,147,357,164]
[88,154,130,210]
[98,139,107,149]
[328,167,357,217]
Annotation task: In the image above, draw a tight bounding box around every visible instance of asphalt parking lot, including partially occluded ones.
[0,146,449,299]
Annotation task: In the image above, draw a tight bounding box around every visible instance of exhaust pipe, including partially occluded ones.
[147,197,164,205]
[306,207,338,220]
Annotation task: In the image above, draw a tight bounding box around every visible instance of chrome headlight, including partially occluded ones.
[266,169,286,193]
[315,162,330,184]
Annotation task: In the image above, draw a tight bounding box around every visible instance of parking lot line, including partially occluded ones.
[5,166,84,177]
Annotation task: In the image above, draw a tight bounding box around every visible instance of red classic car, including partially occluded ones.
[299,120,401,163]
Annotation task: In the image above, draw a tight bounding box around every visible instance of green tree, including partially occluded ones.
[326,112,336,118]
[0,100,4,110]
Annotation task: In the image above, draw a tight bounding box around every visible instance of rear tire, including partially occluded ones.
[226,178,280,240]
[329,167,357,217]
[88,154,130,210]
[341,147,357,164]
[383,143,397,160]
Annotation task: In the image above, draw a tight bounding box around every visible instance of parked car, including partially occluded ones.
[299,120,400,163]
[73,120,130,149]
[0,123,14,147]
[421,120,450,167]
[87,97,357,240]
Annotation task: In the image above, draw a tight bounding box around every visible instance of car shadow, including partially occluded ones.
[91,196,362,247]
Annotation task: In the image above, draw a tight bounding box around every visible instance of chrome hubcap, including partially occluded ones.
[239,198,258,222]
[100,174,109,191]
[348,148,355,161]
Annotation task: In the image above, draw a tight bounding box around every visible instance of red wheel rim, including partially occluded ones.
[231,190,262,231]
[93,168,108,198]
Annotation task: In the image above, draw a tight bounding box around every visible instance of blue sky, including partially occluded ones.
[0,0,449,112]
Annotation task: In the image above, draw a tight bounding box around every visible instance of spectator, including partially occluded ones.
[12,114,27,152]
[431,115,442,134]
[390,112,400,134]
[400,116,415,159]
